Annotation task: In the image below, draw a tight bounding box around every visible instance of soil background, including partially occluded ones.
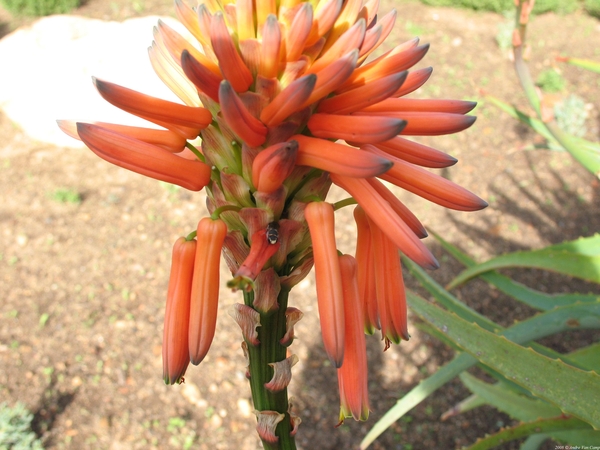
[1,1,599,449]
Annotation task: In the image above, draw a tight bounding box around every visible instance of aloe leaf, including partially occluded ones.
[486,95,600,175]
[360,297,600,448]
[448,234,600,289]
[567,343,600,371]
[519,434,549,450]
[461,416,592,450]
[403,255,499,332]
[431,231,599,311]
[558,57,600,74]
[440,394,486,421]
[459,372,561,421]
[408,292,600,428]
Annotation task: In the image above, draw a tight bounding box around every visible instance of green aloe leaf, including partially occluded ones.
[558,57,600,74]
[360,296,600,448]
[447,235,600,289]
[568,343,600,371]
[408,293,600,428]
[519,434,549,450]
[461,416,592,450]
[431,231,599,311]
[486,95,600,175]
[460,372,561,421]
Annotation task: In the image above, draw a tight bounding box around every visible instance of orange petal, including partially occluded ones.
[377,153,488,211]
[163,237,196,385]
[259,15,281,78]
[181,48,223,103]
[353,206,379,334]
[305,201,345,367]
[256,0,276,30]
[330,174,438,269]
[305,0,342,47]
[76,123,211,191]
[361,98,477,114]
[338,40,427,92]
[232,227,281,288]
[322,0,363,53]
[286,3,313,61]
[368,219,410,344]
[260,74,316,126]
[155,19,220,76]
[174,0,205,44]
[366,177,427,239]
[252,140,299,193]
[189,218,228,365]
[219,80,267,147]
[358,111,477,136]
[337,254,370,421]
[301,50,358,107]
[309,19,366,74]
[292,134,392,178]
[236,0,255,40]
[149,42,201,107]
[60,120,186,152]
[317,71,407,114]
[368,136,457,168]
[357,9,396,63]
[307,113,406,143]
[393,67,433,97]
[210,12,253,92]
[93,78,211,139]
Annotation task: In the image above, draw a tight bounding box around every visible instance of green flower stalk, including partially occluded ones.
[58,0,486,447]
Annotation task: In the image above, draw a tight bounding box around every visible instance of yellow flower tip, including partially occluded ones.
[188,217,227,365]
[304,201,345,368]
[163,237,196,386]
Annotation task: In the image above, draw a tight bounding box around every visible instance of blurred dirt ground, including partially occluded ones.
[1,1,599,449]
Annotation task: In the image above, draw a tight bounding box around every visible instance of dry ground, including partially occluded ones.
[1,1,599,449]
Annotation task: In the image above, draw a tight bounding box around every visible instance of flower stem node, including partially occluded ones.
[280,307,304,347]
[253,268,282,315]
[264,354,299,392]
[229,304,261,346]
[254,410,285,444]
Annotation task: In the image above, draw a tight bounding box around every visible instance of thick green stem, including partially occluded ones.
[243,287,297,450]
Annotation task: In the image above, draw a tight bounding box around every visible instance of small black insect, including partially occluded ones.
[266,221,279,245]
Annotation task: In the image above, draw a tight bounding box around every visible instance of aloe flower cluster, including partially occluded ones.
[59,0,486,446]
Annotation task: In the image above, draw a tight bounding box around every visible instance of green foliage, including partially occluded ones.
[536,69,566,93]
[584,0,600,17]
[48,188,81,204]
[554,94,589,137]
[417,0,578,14]
[0,0,80,17]
[0,402,43,450]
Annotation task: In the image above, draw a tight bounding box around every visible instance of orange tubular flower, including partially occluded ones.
[58,0,488,439]
[305,201,345,368]
[337,254,370,423]
[189,218,228,365]
[163,237,197,385]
